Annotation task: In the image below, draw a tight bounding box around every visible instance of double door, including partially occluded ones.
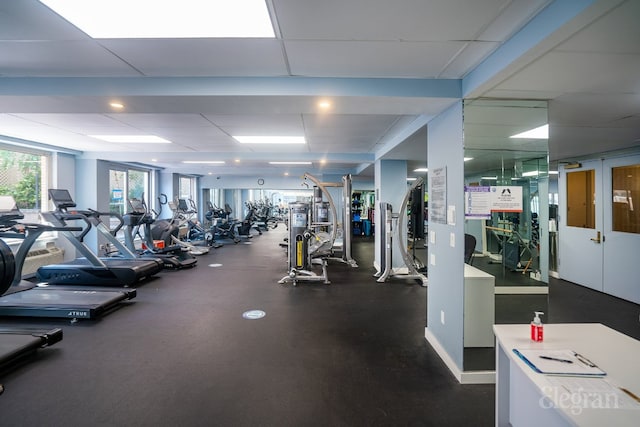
[558,155,640,304]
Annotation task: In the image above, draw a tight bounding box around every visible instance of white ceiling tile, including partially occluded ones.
[285,40,465,78]
[99,39,288,77]
[556,0,640,54]
[12,113,125,129]
[0,0,90,40]
[106,113,213,128]
[0,41,139,77]
[495,51,640,95]
[275,0,509,41]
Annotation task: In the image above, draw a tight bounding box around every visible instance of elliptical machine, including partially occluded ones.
[151,194,212,255]
[123,196,197,269]
[204,202,240,243]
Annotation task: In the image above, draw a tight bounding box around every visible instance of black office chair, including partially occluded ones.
[464,233,476,265]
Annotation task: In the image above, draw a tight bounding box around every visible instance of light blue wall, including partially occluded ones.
[426,101,465,369]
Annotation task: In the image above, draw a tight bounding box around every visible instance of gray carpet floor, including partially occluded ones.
[0,228,494,427]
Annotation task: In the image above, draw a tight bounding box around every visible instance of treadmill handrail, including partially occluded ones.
[52,212,93,242]
[88,208,125,236]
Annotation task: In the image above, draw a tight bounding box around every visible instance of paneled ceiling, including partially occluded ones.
[0,0,638,179]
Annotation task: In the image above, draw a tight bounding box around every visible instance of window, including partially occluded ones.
[109,167,151,215]
[0,147,48,222]
[108,166,151,237]
[566,169,595,229]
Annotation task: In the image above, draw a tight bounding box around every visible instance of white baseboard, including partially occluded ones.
[424,327,495,384]
[494,286,549,295]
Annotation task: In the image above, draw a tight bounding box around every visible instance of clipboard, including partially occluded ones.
[513,348,607,376]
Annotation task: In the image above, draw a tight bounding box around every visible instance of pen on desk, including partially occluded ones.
[619,387,640,403]
[539,355,573,364]
[573,352,597,367]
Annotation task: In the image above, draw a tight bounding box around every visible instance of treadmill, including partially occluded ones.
[37,189,163,287]
[0,327,63,395]
[0,195,136,321]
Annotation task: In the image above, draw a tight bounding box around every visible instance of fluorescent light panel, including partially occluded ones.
[269,161,311,165]
[522,171,539,177]
[464,157,473,162]
[481,176,498,180]
[233,136,306,144]
[89,135,171,143]
[407,177,417,181]
[39,0,275,38]
[182,161,225,164]
[414,168,428,172]
[510,124,549,139]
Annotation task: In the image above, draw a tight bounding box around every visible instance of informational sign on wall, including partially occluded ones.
[430,167,447,224]
[490,186,523,212]
[464,185,523,218]
[465,186,491,219]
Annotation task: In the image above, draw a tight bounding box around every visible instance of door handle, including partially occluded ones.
[590,231,601,244]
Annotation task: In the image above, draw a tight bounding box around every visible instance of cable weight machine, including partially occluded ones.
[278,173,358,286]
[375,177,428,286]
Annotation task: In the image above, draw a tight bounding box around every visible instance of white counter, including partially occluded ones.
[464,264,495,347]
[494,323,640,427]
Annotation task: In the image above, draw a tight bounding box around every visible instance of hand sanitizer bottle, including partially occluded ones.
[530,311,544,342]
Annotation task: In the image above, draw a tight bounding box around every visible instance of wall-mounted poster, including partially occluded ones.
[430,167,447,224]
[465,186,491,219]
[490,186,523,212]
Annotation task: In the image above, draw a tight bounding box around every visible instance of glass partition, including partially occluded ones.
[462,99,549,371]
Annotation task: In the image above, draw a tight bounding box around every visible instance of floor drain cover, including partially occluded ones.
[242,310,266,320]
[208,263,223,267]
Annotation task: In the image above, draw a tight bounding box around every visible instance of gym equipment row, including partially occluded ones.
[0,188,256,394]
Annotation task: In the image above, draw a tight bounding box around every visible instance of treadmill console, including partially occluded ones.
[49,189,77,210]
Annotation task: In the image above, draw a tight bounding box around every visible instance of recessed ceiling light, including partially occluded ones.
[510,124,549,139]
[89,135,171,143]
[109,102,124,109]
[320,159,327,164]
[407,177,417,181]
[414,168,428,172]
[318,100,332,110]
[269,161,311,165]
[284,172,289,176]
[182,161,225,164]
[234,159,241,163]
[39,0,275,38]
[464,157,473,162]
[233,136,306,144]
[151,158,157,162]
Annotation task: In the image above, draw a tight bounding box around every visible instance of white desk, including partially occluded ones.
[494,323,640,427]
[464,264,495,347]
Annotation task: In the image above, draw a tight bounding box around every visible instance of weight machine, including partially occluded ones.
[278,173,358,285]
[375,177,428,285]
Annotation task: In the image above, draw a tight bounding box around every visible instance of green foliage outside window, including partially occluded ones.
[0,150,41,209]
